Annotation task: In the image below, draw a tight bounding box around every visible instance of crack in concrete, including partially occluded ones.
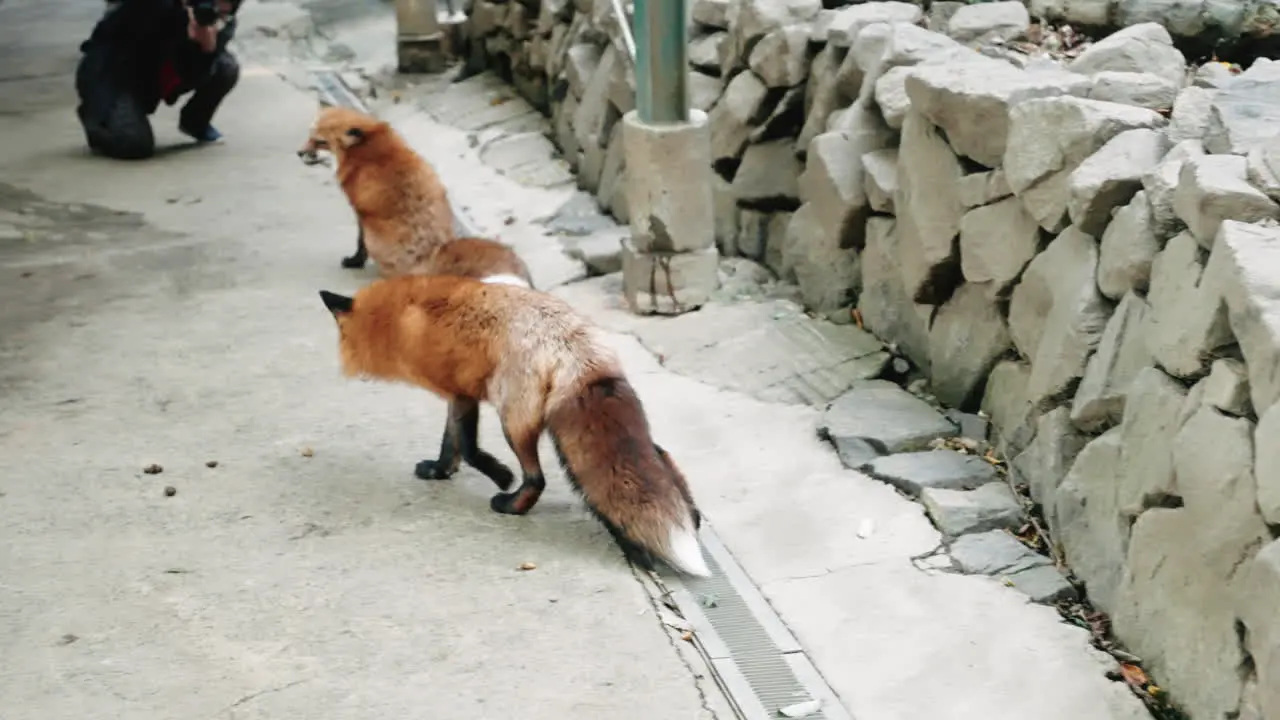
[211,678,310,719]
[633,566,721,720]
[773,559,888,583]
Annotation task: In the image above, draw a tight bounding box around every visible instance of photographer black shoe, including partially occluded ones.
[179,121,222,143]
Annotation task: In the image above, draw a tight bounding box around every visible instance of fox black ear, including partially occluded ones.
[319,290,353,315]
[345,127,365,141]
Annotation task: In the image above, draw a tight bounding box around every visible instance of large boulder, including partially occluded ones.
[1066,22,1187,86]
[1004,96,1165,232]
[905,63,1090,169]
[1007,226,1112,408]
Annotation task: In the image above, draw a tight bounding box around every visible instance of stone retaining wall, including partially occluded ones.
[1030,0,1280,57]
[461,1,1280,717]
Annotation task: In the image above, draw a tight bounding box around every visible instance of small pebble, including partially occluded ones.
[205,460,218,468]
[518,562,537,571]
[143,463,163,475]
[163,486,177,497]
[300,447,314,458]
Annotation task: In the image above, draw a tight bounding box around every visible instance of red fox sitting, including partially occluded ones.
[296,104,532,287]
[317,274,711,578]
[298,105,535,482]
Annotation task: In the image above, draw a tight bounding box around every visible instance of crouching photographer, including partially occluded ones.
[75,0,242,160]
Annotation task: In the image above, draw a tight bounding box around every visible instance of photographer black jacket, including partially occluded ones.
[81,0,239,112]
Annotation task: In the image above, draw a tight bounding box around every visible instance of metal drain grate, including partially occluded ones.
[660,527,853,720]
[309,66,371,113]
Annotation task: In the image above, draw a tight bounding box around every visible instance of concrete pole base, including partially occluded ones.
[621,241,718,315]
[397,34,449,74]
[621,109,720,316]
[439,16,467,62]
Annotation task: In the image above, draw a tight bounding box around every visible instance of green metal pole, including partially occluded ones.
[633,0,689,125]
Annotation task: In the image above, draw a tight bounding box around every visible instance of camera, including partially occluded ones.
[189,0,220,27]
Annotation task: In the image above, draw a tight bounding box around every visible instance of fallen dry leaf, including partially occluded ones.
[300,447,314,458]
[1120,663,1149,689]
[490,96,510,106]
[517,562,537,571]
[680,631,693,642]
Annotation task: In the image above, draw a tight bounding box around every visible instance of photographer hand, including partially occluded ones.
[186,7,219,53]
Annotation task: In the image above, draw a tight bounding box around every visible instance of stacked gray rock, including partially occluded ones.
[818,380,1079,605]
[1030,0,1280,54]
[468,0,1280,717]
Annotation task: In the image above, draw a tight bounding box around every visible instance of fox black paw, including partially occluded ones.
[414,459,454,480]
[473,459,515,491]
[489,492,528,515]
[341,255,366,269]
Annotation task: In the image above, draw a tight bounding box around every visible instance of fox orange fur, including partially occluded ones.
[317,274,711,578]
[297,104,532,286]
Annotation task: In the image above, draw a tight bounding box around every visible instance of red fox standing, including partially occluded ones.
[296,104,532,287]
[317,274,711,578]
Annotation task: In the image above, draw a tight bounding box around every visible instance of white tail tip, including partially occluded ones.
[666,523,712,578]
[481,273,531,288]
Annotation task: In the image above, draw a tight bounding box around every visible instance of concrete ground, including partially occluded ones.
[0,3,719,719]
[0,1,1148,719]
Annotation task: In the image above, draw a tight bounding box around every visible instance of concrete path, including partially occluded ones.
[0,1,1148,719]
[0,3,720,719]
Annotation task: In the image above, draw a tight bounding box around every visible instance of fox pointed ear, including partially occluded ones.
[319,290,354,316]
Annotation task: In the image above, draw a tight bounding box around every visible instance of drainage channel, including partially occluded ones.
[308,65,852,720]
[309,66,370,114]
[658,526,853,720]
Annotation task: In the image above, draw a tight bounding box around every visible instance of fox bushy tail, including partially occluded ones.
[546,375,711,578]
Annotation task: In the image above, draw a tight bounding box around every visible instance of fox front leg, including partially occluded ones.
[342,225,368,269]
[416,397,515,491]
